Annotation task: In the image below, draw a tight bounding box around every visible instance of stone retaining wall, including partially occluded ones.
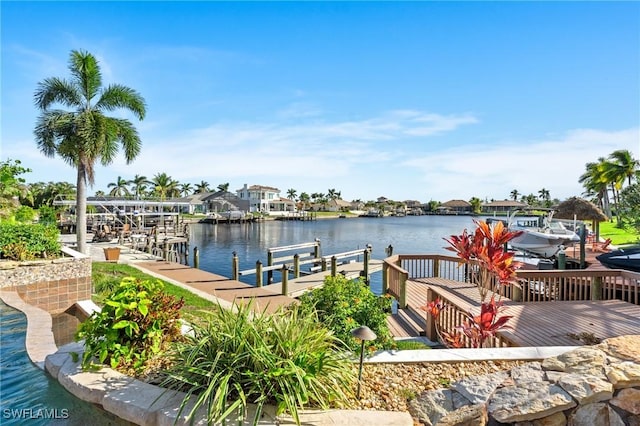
[0,247,92,314]
[409,335,640,425]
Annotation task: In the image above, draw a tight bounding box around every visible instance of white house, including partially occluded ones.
[235,184,295,213]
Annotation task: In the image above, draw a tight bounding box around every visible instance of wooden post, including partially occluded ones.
[382,262,389,294]
[399,272,408,309]
[281,265,288,296]
[512,284,522,302]
[267,250,274,284]
[331,256,337,277]
[193,246,199,269]
[363,246,370,284]
[293,254,300,278]
[231,252,239,281]
[580,224,586,269]
[163,240,169,261]
[256,261,263,287]
[322,258,328,272]
[591,276,603,300]
[314,238,321,259]
[425,288,437,340]
[433,259,440,278]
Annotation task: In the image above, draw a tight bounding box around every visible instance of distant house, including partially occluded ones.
[324,199,352,212]
[482,200,529,214]
[235,184,295,213]
[196,191,248,214]
[438,199,472,214]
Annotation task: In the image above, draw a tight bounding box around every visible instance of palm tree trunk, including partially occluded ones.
[76,165,88,254]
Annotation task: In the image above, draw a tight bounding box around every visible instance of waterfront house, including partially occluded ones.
[235,184,295,214]
[438,199,473,214]
[482,200,529,214]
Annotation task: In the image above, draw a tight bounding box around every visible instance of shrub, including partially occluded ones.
[76,277,184,374]
[298,275,394,353]
[0,223,61,260]
[14,206,36,223]
[161,301,355,425]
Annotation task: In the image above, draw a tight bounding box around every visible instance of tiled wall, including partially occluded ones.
[0,248,92,314]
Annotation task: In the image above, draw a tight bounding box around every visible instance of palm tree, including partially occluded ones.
[469,197,482,214]
[579,158,612,218]
[151,172,180,201]
[327,188,338,201]
[179,182,194,197]
[107,176,131,197]
[510,189,520,201]
[130,174,150,199]
[607,149,640,187]
[538,188,551,207]
[286,188,297,200]
[298,192,310,209]
[195,181,210,194]
[216,182,230,192]
[602,149,640,223]
[34,50,146,253]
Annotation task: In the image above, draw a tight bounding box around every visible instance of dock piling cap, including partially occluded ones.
[351,325,377,341]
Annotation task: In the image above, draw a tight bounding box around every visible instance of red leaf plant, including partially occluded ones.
[421,295,513,348]
[443,219,523,302]
[420,220,522,348]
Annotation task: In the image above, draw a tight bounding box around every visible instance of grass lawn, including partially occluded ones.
[92,262,217,323]
[598,221,640,247]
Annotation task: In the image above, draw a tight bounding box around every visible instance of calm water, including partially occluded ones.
[188,215,478,294]
[0,301,131,425]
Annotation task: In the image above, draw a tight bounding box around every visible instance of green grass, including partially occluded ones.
[395,340,432,350]
[92,262,216,322]
[598,221,640,247]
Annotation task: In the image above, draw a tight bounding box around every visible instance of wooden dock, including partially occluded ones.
[263,259,383,297]
[133,261,297,314]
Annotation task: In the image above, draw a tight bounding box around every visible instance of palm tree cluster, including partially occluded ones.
[579,149,639,223]
[508,188,556,208]
[102,174,232,199]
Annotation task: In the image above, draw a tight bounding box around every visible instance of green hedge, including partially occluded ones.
[0,223,61,260]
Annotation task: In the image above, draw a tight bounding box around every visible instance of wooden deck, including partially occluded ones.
[264,259,383,297]
[400,277,640,347]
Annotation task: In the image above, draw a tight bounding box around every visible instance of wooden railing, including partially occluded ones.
[384,254,640,305]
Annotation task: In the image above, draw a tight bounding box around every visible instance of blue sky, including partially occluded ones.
[2,1,639,203]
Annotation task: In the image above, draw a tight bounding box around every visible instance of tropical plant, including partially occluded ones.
[0,223,61,260]
[161,301,354,426]
[150,172,179,200]
[580,157,612,218]
[194,180,210,193]
[129,174,150,199]
[107,176,131,197]
[619,183,640,233]
[509,189,520,201]
[178,182,193,197]
[421,295,513,348]
[286,188,297,200]
[76,277,184,374]
[34,49,146,254]
[443,219,523,302]
[216,182,230,192]
[468,197,482,214]
[298,275,394,353]
[0,159,32,220]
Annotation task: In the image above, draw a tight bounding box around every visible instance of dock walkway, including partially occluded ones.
[133,261,296,314]
[264,259,383,297]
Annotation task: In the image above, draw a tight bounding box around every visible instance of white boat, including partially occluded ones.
[489,210,580,259]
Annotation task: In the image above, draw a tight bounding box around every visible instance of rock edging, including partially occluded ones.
[408,335,640,425]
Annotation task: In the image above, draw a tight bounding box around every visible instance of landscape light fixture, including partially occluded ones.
[351,325,377,399]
